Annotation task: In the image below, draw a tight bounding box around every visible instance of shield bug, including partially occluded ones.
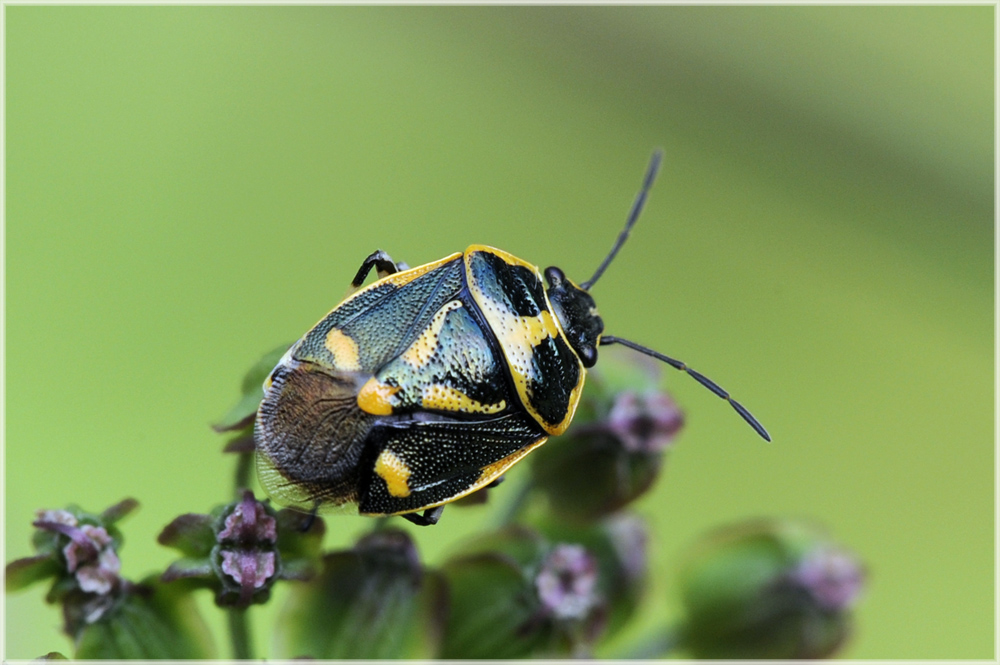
[255,150,769,526]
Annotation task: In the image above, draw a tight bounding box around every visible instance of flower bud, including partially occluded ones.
[159,490,324,608]
[6,499,136,614]
[530,352,683,521]
[535,544,600,620]
[275,528,447,659]
[676,519,865,659]
[440,526,606,659]
[536,512,650,639]
[213,492,279,606]
[6,500,214,658]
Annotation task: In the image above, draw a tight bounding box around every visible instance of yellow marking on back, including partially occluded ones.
[324,328,362,371]
[402,300,463,368]
[494,309,558,348]
[382,253,463,287]
[421,383,507,414]
[364,436,549,516]
[375,450,412,498]
[357,377,400,416]
[475,437,548,487]
[463,247,585,436]
[464,244,537,271]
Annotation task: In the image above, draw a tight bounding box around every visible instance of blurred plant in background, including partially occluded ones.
[7,348,865,659]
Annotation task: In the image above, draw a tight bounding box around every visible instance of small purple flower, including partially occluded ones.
[159,491,325,609]
[217,491,277,544]
[535,544,599,620]
[678,519,867,659]
[606,390,684,453]
[214,491,280,606]
[33,510,122,596]
[789,546,865,612]
[220,550,277,589]
[36,509,77,527]
[604,514,649,586]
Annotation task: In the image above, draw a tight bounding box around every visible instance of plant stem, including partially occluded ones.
[234,451,253,496]
[229,449,256,660]
[228,608,254,660]
[615,625,681,659]
[494,479,533,527]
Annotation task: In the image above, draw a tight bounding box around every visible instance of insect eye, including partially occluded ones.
[544,266,564,288]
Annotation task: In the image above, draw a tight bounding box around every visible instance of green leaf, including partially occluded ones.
[5,555,61,592]
[74,578,215,659]
[213,343,291,432]
[98,498,139,525]
[161,558,214,583]
[157,513,215,557]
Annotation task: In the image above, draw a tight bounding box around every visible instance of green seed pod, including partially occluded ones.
[275,528,447,659]
[72,576,216,659]
[535,513,649,640]
[676,519,865,659]
[440,526,606,659]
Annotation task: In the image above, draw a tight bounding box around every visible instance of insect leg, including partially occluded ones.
[349,250,405,292]
[399,505,445,527]
[298,502,321,532]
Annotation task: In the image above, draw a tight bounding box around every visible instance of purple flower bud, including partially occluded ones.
[74,547,121,595]
[220,550,277,590]
[788,546,865,612]
[63,525,113,572]
[606,390,684,453]
[212,491,281,607]
[217,491,277,544]
[535,544,599,620]
[35,509,77,527]
[604,514,649,587]
[32,511,122,596]
[678,519,866,659]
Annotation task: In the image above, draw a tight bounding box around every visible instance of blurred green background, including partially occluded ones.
[5,6,993,659]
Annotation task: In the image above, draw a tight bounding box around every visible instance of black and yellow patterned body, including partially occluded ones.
[255,152,767,525]
[255,246,590,520]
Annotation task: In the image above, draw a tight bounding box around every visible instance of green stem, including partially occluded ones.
[616,625,681,659]
[494,478,533,527]
[228,608,254,660]
[234,451,253,496]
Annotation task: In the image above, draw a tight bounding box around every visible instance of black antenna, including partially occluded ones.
[580,149,664,290]
[600,335,771,441]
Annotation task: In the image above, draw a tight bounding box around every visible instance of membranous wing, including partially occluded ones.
[256,362,374,512]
